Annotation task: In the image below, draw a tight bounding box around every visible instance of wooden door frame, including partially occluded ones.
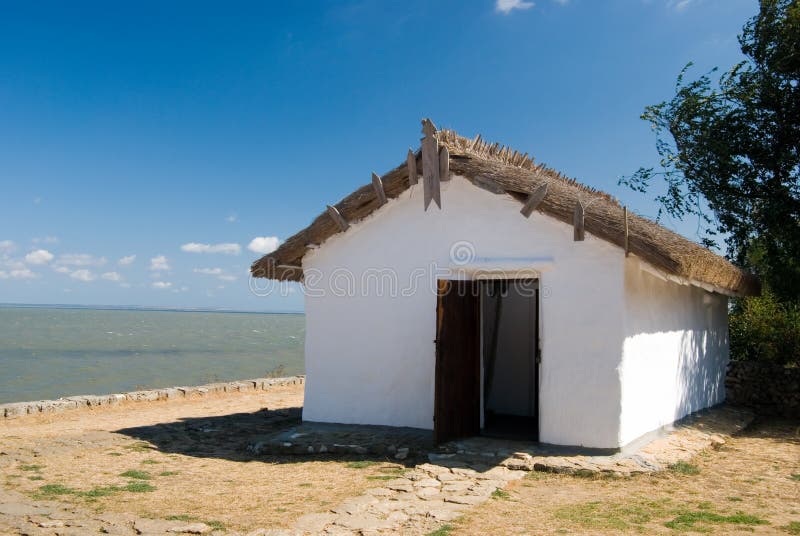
[434,277,541,443]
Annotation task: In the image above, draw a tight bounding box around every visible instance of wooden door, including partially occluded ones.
[434,279,481,444]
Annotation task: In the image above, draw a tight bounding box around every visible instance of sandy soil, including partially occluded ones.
[1,388,798,535]
[451,418,800,535]
[0,385,406,533]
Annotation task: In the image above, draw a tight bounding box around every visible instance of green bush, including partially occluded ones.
[729,290,800,366]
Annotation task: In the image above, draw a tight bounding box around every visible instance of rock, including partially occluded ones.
[294,513,337,533]
[394,448,409,460]
[168,522,212,534]
[0,502,52,516]
[428,505,465,521]
[444,494,486,506]
[2,403,32,418]
[36,519,65,528]
[384,479,414,493]
[333,513,393,531]
[332,495,378,515]
[414,479,441,488]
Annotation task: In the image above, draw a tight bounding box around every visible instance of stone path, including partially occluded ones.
[265,405,754,535]
[287,462,526,536]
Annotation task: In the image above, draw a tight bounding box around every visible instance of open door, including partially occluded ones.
[434,279,481,444]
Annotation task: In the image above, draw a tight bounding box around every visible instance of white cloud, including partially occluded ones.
[56,253,107,267]
[152,281,172,289]
[194,266,237,282]
[193,267,223,275]
[247,236,280,254]
[149,255,170,271]
[118,255,136,266]
[25,249,54,265]
[0,268,38,280]
[667,0,694,10]
[496,0,534,14]
[69,269,95,282]
[225,214,238,223]
[32,236,58,244]
[0,240,16,254]
[181,242,241,255]
[101,271,123,282]
[53,266,71,274]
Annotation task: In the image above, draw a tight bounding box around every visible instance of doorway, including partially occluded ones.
[434,278,539,444]
[481,279,539,440]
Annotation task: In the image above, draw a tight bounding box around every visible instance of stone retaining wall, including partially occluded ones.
[0,376,305,419]
[726,361,799,418]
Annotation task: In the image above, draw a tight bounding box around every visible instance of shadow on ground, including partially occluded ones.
[735,416,800,444]
[114,407,428,468]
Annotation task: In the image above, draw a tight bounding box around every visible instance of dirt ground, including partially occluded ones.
[1,386,798,535]
[451,418,800,535]
[0,385,409,533]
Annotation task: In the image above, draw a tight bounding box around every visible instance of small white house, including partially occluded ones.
[252,120,759,450]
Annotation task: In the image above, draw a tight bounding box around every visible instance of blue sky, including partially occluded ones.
[0,0,756,312]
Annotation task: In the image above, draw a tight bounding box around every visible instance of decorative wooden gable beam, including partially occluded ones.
[439,146,450,182]
[407,149,418,186]
[421,119,441,210]
[372,172,387,206]
[623,206,629,256]
[326,205,349,232]
[573,201,585,241]
[520,183,548,218]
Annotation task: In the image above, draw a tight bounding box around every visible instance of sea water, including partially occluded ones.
[0,305,304,404]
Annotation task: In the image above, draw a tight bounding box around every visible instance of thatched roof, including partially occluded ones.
[251,121,759,297]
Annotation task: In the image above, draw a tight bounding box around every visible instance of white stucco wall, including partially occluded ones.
[619,258,729,446]
[302,176,626,448]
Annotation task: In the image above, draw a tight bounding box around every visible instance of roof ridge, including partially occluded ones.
[435,127,619,205]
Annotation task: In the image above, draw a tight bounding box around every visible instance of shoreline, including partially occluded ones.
[0,375,305,419]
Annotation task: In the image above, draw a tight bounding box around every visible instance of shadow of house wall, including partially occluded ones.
[619,258,729,445]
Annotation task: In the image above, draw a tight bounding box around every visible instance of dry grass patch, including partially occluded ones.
[451,418,800,535]
[0,385,406,533]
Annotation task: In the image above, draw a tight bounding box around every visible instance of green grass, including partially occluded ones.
[158,471,179,477]
[141,459,160,465]
[19,464,44,472]
[425,525,454,536]
[123,442,155,452]
[345,460,379,469]
[107,452,123,456]
[555,500,665,531]
[123,481,156,493]
[366,475,396,480]
[727,496,743,502]
[166,515,194,522]
[790,473,800,482]
[664,510,768,531]
[35,480,155,500]
[119,470,151,480]
[37,484,78,497]
[669,462,701,475]
[165,515,224,531]
[782,521,800,535]
[206,521,226,531]
[491,489,511,500]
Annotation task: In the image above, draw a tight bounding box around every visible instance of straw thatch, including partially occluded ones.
[251,122,759,296]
